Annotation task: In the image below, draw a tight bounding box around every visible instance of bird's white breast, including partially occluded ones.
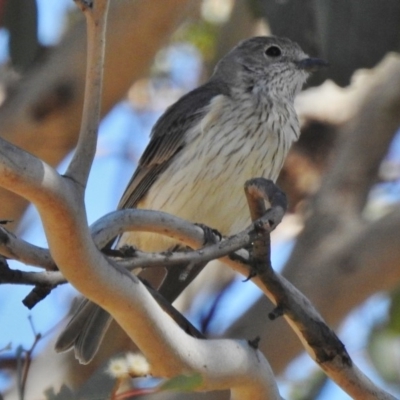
[123,93,299,252]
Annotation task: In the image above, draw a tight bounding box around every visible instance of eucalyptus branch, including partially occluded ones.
[243,178,396,400]
[0,208,267,310]
[0,260,64,286]
[0,205,286,291]
[66,0,110,186]
[0,226,57,271]
[0,196,279,272]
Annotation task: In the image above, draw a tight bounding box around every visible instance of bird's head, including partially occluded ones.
[213,36,327,101]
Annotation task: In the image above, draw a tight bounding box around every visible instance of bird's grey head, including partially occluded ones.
[212,36,326,101]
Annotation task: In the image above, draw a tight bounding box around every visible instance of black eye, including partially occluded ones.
[265,45,281,57]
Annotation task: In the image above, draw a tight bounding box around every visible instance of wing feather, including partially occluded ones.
[118,80,230,209]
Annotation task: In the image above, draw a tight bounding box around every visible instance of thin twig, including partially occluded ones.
[17,317,42,400]
[66,0,110,186]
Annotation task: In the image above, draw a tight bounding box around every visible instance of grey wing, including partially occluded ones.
[118,80,230,210]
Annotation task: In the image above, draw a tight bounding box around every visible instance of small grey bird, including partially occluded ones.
[56,36,326,364]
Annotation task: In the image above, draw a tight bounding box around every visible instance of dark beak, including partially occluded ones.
[296,57,329,72]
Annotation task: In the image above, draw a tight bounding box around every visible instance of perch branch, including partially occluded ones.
[244,178,396,400]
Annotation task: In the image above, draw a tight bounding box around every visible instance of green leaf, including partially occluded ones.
[159,373,203,392]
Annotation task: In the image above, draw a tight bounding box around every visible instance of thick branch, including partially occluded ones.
[311,54,400,217]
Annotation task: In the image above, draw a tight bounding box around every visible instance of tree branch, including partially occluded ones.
[66,0,109,185]
[0,226,57,270]
[313,54,400,217]
[242,178,396,400]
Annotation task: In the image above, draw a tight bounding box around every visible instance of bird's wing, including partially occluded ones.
[118,80,230,209]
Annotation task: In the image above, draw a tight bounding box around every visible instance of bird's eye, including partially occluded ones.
[265,46,281,57]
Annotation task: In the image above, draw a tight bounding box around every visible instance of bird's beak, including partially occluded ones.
[296,57,329,72]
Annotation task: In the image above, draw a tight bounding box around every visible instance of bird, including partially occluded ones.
[55,36,326,364]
